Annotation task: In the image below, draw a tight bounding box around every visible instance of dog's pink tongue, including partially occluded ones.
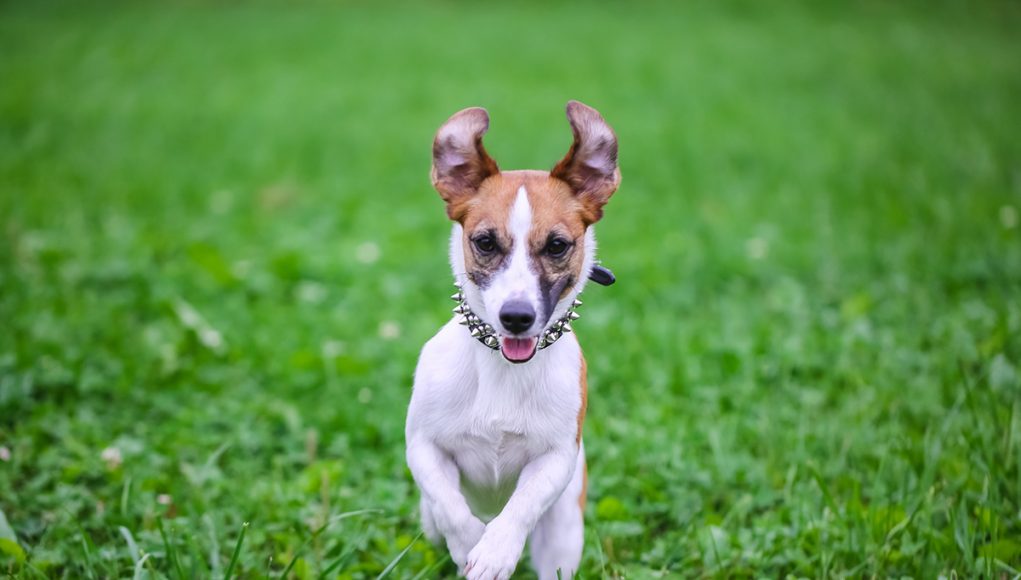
[500,337,538,363]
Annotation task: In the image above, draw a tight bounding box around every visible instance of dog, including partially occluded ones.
[405,101,621,579]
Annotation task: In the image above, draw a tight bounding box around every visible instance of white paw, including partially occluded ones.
[464,526,525,580]
[445,516,486,572]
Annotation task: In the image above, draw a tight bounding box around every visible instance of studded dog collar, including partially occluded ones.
[450,283,582,351]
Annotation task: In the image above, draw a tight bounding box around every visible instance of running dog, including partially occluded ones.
[405,101,620,579]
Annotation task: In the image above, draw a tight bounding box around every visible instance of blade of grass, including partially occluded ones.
[376,532,423,580]
[204,514,221,576]
[132,553,151,580]
[278,550,303,580]
[409,553,450,580]
[317,545,357,580]
[706,526,723,572]
[206,442,232,468]
[326,509,385,525]
[223,522,248,580]
[994,558,1020,579]
[185,525,205,577]
[279,509,384,579]
[316,525,377,580]
[807,462,840,515]
[118,526,140,565]
[78,529,98,580]
[120,477,132,517]
[157,518,185,580]
[591,521,608,577]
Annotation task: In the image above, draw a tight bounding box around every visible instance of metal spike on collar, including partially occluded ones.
[450,281,582,352]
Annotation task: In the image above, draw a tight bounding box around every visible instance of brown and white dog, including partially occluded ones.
[405,101,620,579]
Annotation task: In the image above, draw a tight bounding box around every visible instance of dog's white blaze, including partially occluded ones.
[509,185,532,240]
[482,186,540,333]
[505,186,534,292]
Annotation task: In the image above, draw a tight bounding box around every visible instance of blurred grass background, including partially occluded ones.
[1,0,1020,577]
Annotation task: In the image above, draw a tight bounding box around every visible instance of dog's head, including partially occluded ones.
[431,101,620,363]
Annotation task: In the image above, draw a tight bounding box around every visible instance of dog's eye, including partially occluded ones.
[473,235,498,255]
[545,237,571,258]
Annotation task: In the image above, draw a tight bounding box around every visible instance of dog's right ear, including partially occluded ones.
[431,107,499,221]
[551,101,620,225]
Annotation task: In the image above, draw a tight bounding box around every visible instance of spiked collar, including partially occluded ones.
[450,283,582,351]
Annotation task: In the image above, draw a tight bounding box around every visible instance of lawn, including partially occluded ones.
[1,0,1020,577]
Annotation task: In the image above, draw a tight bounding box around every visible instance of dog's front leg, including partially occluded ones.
[465,446,578,580]
[406,436,486,570]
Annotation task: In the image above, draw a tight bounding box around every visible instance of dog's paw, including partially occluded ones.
[445,516,486,572]
[464,525,525,580]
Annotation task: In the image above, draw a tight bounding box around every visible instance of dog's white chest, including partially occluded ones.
[441,377,545,487]
[445,414,533,519]
[407,320,584,520]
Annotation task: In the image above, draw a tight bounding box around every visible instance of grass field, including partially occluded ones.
[2,0,1021,577]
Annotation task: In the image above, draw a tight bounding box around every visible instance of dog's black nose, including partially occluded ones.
[499,301,536,334]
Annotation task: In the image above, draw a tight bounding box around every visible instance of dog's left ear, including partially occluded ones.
[551,100,621,225]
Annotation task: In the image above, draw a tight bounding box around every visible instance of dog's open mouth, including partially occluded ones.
[500,337,538,363]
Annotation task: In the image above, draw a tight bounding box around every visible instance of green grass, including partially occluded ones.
[2,0,1020,577]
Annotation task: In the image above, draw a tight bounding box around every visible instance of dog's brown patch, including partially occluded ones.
[455,171,590,309]
[579,460,588,512]
[523,174,589,305]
